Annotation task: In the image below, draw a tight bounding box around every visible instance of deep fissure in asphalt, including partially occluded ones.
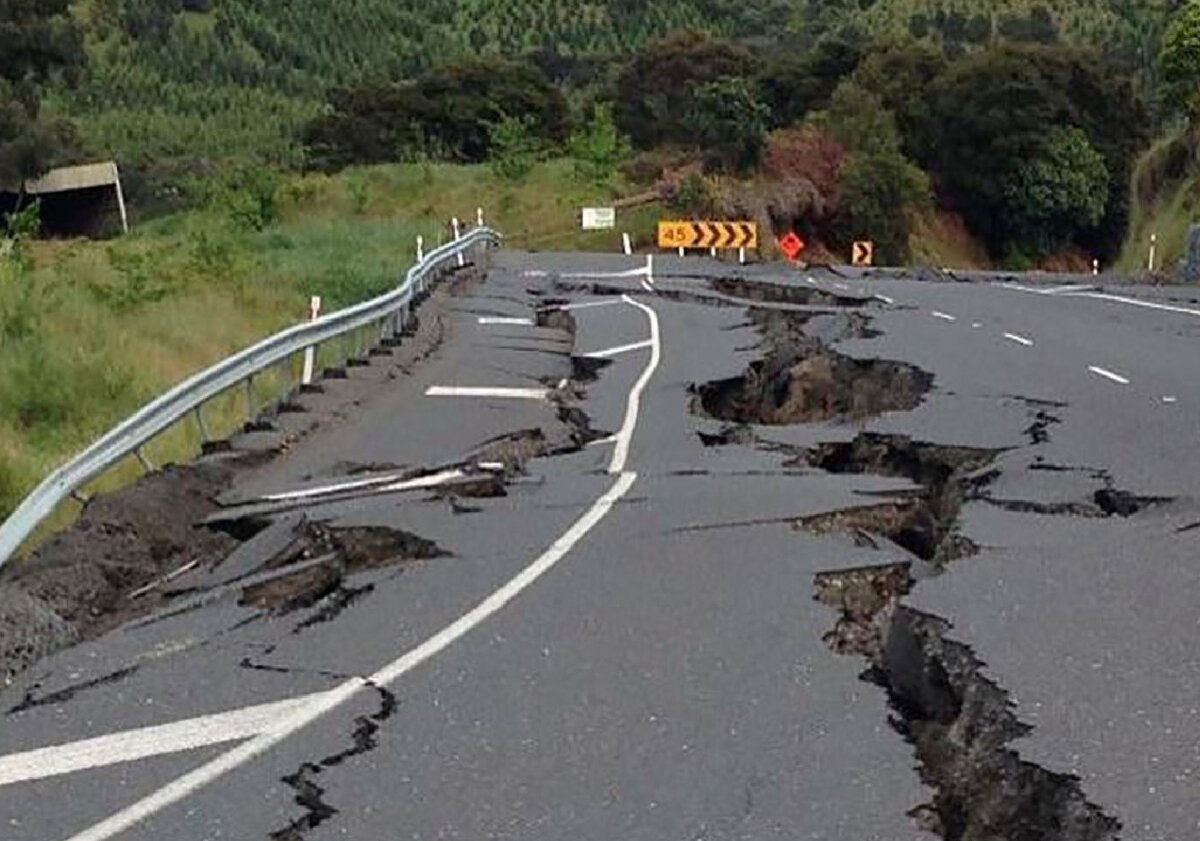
[695,295,1120,839]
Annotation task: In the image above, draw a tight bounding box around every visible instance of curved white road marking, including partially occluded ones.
[1003,333,1034,347]
[559,300,624,312]
[609,296,662,475]
[58,295,662,841]
[932,311,957,322]
[425,386,549,400]
[1089,366,1131,385]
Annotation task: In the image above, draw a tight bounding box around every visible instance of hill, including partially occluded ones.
[57,0,1176,177]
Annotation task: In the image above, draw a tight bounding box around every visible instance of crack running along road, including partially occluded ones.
[34,293,661,841]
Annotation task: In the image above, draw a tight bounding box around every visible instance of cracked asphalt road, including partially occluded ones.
[1,251,1198,840]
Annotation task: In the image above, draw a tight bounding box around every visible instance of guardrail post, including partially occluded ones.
[135,447,153,473]
[193,405,210,443]
[452,217,464,268]
[302,296,322,386]
[245,375,255,419]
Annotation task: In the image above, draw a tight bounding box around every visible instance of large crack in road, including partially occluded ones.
[687,286,1125,839]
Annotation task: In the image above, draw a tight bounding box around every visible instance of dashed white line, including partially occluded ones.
[972,322,983,328]
[259,468,464,504]
[425,386,549,400]
[1163,396,1179,404]
[874,294,894,305]
[1003,333,1034,347]
[558,300,624,312]
[59,299,663,841]
[1088,366,1131,385]
[932,311,957,322]
[0,695,323,787]
[477,317,533,326]
[585,339,654,359]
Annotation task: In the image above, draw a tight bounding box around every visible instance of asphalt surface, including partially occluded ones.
[1,251,1198,840]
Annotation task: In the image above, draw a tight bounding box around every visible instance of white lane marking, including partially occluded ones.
[932,311,957,322]
[477,317,533,326]
[0,695,322,787]
[259,469,464,504]
[1004,284,1200,317]
[425,386,549,400]
[522,270,548,278]
[585,339,653,359]
[972,322,983,328]
[608,296,662,475]
[1044,284,1097,295]
[640,279,654,292]
[1163,396,1179,404]
[562,264,650,280]
[1088,366,1131,385]
[586,435,619,447]
[1003,333,1034,347]
[63,301,663,841]
[874,294,894,305]
[558,300,623,312]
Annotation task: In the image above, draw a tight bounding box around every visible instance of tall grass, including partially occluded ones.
[0,160,659,523]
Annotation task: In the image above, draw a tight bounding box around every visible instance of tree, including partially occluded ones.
[1160,0,1200,117]
[758,37,864,128]
[612,31,758,149]
[567,104,630,188]
[851,42,947,166]
[488,114,541,181]
[1002,127,1109,257]
[303,57,568,171]
[684,77,770,172]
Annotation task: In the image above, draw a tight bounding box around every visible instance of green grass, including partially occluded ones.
[0,158,660,525]
[1116,129,1200,275]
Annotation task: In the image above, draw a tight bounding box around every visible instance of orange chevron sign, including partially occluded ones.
[657,220,758,250]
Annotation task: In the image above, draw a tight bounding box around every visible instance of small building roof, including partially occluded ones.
[24,161,120,195]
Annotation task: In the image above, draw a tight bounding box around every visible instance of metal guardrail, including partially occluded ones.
[0,225,501,569]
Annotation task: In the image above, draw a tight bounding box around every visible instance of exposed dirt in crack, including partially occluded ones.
[796,434,999,565]
[270,683,398,841]
[819,586,1122,840]
[691,310,931,425]
[807,439,1120,836]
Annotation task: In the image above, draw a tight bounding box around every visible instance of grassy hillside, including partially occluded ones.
[1117,128,1200,274]
[0,159,660,522]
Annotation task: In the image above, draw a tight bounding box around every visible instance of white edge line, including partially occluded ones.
[562,265,650,280]
[1003,333,1034,347]
[640,279,653,292]
[1088,366,1131,385]
[1004,284,1200,318]
[874,294,894,305]
[62,302,663,841]
[0,695,322,787]
[425,386,549,400]
[608,296,661,475]
[585,339,654,360]
[477,317,534,326]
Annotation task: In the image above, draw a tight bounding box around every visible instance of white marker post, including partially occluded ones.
[476,207,484,227]
[622,232,633,255]
[452,217,464,267]
[646,254,654,284]
[416,235,424,263]
[1093,258,1099,276]
[1149,233,1158,274]
[301,296,321,386]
